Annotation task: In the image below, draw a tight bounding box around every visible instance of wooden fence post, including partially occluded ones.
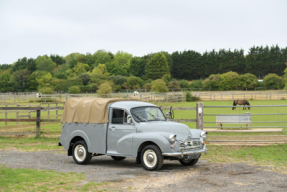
[36,108,41,138]
[29,103,31,119]
[16,104,19,125]
[48,103,50,119]
[5,104,7,126]
[196,102,204,130]
[56,102,58,119]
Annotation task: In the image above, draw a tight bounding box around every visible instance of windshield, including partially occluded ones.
[131,107,166,122]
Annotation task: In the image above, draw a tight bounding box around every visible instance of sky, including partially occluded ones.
[0,0,286,64]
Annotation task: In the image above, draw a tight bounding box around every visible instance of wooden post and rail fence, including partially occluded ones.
[0,104,64,138]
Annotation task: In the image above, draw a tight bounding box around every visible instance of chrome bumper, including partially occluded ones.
[162,145,207,157]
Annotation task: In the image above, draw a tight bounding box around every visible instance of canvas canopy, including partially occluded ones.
[61,97,137,124]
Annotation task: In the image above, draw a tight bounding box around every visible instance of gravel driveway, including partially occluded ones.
[1,149,287,191]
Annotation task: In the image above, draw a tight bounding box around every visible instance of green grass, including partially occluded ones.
[0,166,108,191]
[0,136,60,151]
[203,144,287,172]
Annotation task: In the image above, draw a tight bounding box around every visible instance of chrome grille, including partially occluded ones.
[192,140,201,146]
[179,139,203,150]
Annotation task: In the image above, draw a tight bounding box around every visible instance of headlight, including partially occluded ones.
[200,131,207,140]
[169,134,177,144]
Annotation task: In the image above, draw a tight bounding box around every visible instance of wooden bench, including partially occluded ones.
[216,113,251,129]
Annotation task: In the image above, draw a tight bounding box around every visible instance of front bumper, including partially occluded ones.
[162,145,207,157]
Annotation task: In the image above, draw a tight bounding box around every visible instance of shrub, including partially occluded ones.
[68,86,81,94]
[151,79,168,92]
[263,73,284,90]
[168,80,181,90]
[65,77,83,91]
[190,79,203,89]
[126,76,143,89]
[180,80,189,89]
[39,87,54,94]
[113,85,122,92]
[202,74,220,90]
[97,82,112,95]
[143,83,152,90]
[108,75,127,85]
[185,91,199,102]
[219,71,239,90]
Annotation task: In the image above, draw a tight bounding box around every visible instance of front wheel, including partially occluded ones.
[179,158,199,166]
[111,156,126,161]
[141,145,163,170]
[72,140,92,164]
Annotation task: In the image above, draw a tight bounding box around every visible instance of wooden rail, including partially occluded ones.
[0,103,64,138]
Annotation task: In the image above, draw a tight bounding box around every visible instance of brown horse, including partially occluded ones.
[232,100,250,110]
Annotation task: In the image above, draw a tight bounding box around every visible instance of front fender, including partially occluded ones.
[132,132,173,157]
[190,129,204,138]
[68,130,91,151]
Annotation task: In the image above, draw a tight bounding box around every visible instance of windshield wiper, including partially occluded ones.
[147,111,160,121]
[131,112,146,122]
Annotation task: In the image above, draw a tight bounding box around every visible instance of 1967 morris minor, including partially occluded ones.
[59,97,207,170]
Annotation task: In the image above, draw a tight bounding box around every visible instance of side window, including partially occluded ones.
[112,109,124,124]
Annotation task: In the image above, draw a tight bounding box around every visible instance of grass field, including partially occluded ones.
[0,166,108,191]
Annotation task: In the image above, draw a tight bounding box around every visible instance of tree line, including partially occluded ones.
[0,45,287,93]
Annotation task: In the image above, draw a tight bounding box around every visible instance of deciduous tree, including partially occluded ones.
[36,56,56,72]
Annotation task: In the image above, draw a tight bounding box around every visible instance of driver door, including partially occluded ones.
[107,108,135,156]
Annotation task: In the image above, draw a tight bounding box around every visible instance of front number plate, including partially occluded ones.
[186,154,201,159]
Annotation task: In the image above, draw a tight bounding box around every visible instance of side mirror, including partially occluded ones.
[127,115,132,124]
[165,112,170,119]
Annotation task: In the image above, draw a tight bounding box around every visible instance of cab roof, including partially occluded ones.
[110,101,156,110]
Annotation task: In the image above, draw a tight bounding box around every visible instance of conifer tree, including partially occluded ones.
[145,53,170,80]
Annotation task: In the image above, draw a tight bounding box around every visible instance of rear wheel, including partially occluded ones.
[141,145,163,170]
[72,140,92,164]
[111,156,126,161]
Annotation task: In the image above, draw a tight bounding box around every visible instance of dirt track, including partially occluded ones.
[1,149,287,191]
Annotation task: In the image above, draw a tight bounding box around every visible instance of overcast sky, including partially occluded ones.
[0,0,286,64]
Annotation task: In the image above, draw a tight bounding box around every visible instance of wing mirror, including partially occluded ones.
[165,112,170,119]
[127,115,132,124]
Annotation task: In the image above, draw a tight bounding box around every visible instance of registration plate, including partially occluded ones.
[185,154,201,159]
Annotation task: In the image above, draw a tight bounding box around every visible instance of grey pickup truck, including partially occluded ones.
[59,97,207,170]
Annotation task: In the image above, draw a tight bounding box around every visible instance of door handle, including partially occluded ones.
[109,126,116,130]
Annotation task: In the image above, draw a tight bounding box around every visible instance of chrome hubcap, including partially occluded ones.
[77,148,84,158]
[147,154,154,163]
[74,144,86,162]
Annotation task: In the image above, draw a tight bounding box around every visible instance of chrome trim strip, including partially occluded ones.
[162,145,207,157]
